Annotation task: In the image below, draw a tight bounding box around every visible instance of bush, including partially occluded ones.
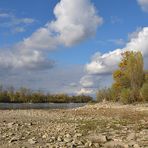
[119,88,131,104]
[119,88,142,104]
[130,88,142,102]
[0,91,10,103]
[141,83,148,102]
[96,88,113,102]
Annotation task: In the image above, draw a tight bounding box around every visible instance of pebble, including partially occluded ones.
[0,103,147,147]
[28,138,37,144]
[7,122,15,128]
[9,137,18,143]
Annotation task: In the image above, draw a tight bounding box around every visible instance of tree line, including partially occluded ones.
[97,51,148,104]
[0,86,93,103]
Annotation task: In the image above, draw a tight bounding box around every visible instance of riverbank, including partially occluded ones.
[0,102,148,148]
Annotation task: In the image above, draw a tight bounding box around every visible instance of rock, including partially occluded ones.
[65,133,71,138]
[64,137,72,143]
[28,122,33,126]
[9,137,18,143]
[7,122,15,128]
[26,131,31,136]
[57,136,63,142]
[94,143,100,147]
[128,141,137,147]
[51,136,56,140]
[28,138,37,144]
[77,140,84,145]
[104,141,128,148]
[87,134,107,143]
[74,133,82,138]
[66,143,76,147]
[85,141,93,147]
[9,133,15,136]
[127,133,136,141]
[72,139,81,145]
[42,133,48,139]
[106,135,113,141]
[21,137,26,140]
[134,144,140,148]
[47,136,56,143]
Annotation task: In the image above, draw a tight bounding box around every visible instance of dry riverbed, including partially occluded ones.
[0,102,148,148]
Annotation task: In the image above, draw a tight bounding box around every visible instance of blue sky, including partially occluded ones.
[0,0,148,95]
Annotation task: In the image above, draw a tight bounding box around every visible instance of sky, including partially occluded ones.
[0,0,148,96]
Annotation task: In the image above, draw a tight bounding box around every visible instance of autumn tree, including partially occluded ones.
[112,51,145,103]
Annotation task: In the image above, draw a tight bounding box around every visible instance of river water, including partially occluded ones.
[0,103,86,109]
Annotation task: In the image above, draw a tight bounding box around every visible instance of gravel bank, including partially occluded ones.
[0,103,148,148]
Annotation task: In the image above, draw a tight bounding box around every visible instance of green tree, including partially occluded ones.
[112,51,145,103]
[126,52,144,90]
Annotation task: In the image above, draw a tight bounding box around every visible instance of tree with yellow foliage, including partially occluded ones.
[112,51,145,103]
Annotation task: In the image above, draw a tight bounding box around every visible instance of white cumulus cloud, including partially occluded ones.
[0,0,102,70]
[50,0,103,46]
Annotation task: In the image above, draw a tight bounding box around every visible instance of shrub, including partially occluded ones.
[141,83,148,102]
[96,88,113,102]
[119,88,131,104]
[120,88,142,104]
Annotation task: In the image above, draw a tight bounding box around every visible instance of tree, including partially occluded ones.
[126,51,144,90]
[112,51,145,103]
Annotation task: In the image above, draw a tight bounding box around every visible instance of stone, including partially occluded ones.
[51,136,56,140]
[64,137,72,143]
[72,139,80,145]
[7,122,15,128]
[94,143,100,147]
[9,137,18,143]
[65,133,71,138]
[85,141,92,147]
[28,138,37,144]
[134,144,140,148]
[66,143,76,147]
[87,134,107,143]
[128,141,137,147]
[21,137,26,140]
[127,133,136,141]
[57,136,63,142]
[106,135,113,141]
[28,122,33,126]
[104,141,128,148]
[42,133,48,139]
[74,133,82,138]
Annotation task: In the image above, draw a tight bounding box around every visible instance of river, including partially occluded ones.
[0,103,86,109]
